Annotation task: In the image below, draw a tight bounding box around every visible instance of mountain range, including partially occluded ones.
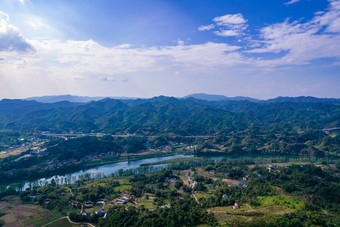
[0,95,339,135]
[23,93,340,104]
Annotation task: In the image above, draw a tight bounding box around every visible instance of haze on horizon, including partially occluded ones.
[0,0,340,100]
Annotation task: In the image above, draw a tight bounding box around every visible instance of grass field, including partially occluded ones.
[142,199,157,210]
[208,194,302,226]
[0,148,27,159]
[195,192,212,200]
[114,182,132,192]
[209,202,293,226]
[256,195,305,211]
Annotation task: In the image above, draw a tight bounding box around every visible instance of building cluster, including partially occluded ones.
[116,190,135,204]
[71,199,109,219]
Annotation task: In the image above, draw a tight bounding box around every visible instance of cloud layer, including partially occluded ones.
[199,13,248,37]
[0,11,34,53]
[248,0,340,66]
[284,0,302,6]
[0,1,339,98]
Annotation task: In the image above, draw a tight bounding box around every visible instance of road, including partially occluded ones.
[66,187,74,196]
[322,127,340,134]
[42,215,96,227]
[40,133,216,139]
[192,193,202,206]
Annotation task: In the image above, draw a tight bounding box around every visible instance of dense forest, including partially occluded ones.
[0,96,339,185]
[0,96,339,135]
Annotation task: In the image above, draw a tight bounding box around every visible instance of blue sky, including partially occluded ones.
[0,0,339,99]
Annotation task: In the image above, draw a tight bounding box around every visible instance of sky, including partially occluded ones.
[0,0,340,99]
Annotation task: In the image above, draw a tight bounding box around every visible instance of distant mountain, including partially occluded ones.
[25,95,106,103]
[25,95,138,103]
[24,94,340,104]
[183,93,260,102]
[266,96,340,104]
[184,93,340,104]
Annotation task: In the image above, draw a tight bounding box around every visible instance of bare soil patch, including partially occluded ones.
[0,196,54,227]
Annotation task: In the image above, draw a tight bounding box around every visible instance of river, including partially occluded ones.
[21,154,318,190]
[23,154,194,190]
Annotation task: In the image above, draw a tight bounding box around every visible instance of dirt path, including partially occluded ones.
[42,215,96,227]
[221,178,242,185]
[80,204,84,214]
[41,216,67,227]
[67,216,96,227]
[179,170,190,186]
[67,187,74,196]
[15,214,24,227]
[192,194,202,206]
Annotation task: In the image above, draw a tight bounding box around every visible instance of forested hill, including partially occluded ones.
[0,96,339,135]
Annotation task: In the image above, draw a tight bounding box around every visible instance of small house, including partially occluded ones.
[96,210,106,217]
[268,165,275,172]
[44,198,52,204]
[82,212,91,218]
[84,201,93,207]
[117,199,127,204]
[169,178,177,183]
[222,194,228,198]
[71,201,81,207]
[29,196,37,202]
[96,199,106,204]
[233,203,240,209]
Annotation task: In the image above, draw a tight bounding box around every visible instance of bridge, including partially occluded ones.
[322,127,340,134]
[40,133,216,139]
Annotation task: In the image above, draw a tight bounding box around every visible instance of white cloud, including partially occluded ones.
[18,0,32,6]
[211,13,248,37]
[198,24,215,31]
[101,76,115,81]
[0,11,34,53]
[313,0,340,33]
[247,0,340,66]
[1,1,340,99]
[213,13,247,26]
[25,19,51,30]
[0,38,244,88]
[214,30,239,37]
[284,0,301,6]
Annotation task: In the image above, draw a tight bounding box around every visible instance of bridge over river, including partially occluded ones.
[322,127,340,134]
[40,133,215,139]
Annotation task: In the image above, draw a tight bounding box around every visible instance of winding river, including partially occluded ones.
[21,154,318,190]
[23,154,194,189]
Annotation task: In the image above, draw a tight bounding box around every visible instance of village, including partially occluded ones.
[1,157,322,227]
